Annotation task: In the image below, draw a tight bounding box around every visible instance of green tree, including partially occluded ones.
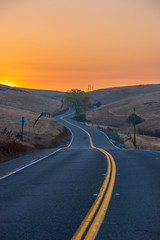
[64,89,92,119]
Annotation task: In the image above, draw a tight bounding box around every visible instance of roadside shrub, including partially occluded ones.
[94,101,102,107]
[75,113,86,122]
[127,114,145,125]
[0,134,34,163]
[138,129,160,138]
[155,130,160,138]
[87,101,102,109]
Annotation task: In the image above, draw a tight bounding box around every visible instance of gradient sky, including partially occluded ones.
[0,0,160,91]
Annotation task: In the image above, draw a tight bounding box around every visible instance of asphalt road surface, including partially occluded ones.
[0,109,160,240]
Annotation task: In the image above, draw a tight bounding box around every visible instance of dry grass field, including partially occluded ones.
[0,133,35,163]
[119,133,160,151]
[0,105,69,162]
[0,106,66,146]
[91,84,160,105]
[1,83,160,160]
[87,84,160,150]
[21,88,65,101]
[0,84,63,114]
[0,85,69,162]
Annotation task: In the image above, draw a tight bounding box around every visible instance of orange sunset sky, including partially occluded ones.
[0,0,160,91]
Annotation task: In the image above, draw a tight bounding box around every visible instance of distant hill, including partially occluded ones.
[0,84,68,162]
[20,87,65,101]
[87,84,160,150]
[0,84,64,115]
[88,84,160,128]
[91,84,160,105]
[1,84,160,152]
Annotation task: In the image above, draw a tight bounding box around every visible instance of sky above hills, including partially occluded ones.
[0,0,160,91]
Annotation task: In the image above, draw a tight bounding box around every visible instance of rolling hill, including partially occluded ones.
[91,84,160,106]
[87,84,160,150]
[0,84,68,162]
[19,87,65,101]
[0,84,64,114]
[1,83,160,160]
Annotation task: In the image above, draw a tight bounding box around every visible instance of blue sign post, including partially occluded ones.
[18,116,28,141]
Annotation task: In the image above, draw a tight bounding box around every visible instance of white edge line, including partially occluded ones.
[100,131,160,153]
[0,125,74,181]
[79,122,120,150]
[99,130,120,150]
[66,112,160,153]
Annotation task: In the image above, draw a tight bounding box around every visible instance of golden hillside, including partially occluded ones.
[0,84,63,114]
[87,84,160,150]
[0,85,68,162]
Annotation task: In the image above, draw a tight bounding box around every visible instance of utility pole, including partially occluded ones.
[88,84,93,92]
[133,108,136,147]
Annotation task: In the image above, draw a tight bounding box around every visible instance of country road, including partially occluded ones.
[0,109,160,240]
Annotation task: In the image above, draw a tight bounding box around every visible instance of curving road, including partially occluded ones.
[0,109,160,239]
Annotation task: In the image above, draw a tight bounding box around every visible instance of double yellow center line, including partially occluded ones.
[60,112,116,240]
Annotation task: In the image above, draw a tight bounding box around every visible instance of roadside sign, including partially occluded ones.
[18,116,28,126]
[18,117,28,141]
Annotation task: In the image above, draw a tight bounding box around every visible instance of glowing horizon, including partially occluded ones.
[0,0,160,91]
[1,81,160,93]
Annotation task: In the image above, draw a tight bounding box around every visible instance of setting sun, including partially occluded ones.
[0,78,16,87]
